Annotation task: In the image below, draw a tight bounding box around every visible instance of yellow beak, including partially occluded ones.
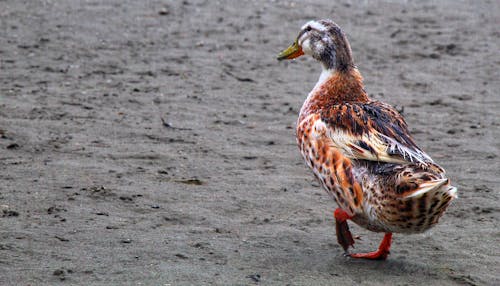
[277,39,304,61]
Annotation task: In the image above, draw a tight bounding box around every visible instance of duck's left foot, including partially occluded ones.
[334,208,355,252]
[349,232,392,260]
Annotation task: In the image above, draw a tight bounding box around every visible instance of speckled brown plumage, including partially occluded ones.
[279,19,457,259]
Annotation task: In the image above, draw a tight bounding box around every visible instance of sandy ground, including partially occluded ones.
[1,0,499,285]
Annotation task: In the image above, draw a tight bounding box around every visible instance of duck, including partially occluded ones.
[277,19,457,260]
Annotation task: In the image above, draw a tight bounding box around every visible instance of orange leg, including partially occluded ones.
[334,208,355,253]
[334,208,393,260]
[349,232,393,260]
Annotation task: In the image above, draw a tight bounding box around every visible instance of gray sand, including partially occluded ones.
[1,0,499,285]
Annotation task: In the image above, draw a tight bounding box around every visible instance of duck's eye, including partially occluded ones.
[305,26,312,32]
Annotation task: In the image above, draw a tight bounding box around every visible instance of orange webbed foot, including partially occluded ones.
[349,233,392,260]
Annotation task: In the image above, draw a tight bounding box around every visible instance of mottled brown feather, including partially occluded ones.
[320,100,424,162]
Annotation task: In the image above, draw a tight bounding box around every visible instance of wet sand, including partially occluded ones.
[0,0,499,285]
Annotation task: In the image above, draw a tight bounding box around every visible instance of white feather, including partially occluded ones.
[378,133,433,164]
[301,20,327,32]
[404,178,448,199]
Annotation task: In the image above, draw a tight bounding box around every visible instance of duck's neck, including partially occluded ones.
[298,66,368,123]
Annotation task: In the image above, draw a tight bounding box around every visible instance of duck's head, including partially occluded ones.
[277,19,354,71]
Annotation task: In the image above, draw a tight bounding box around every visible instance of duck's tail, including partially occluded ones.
[404,178,457,200]
[365,162,457,233]
[392,164,457,233]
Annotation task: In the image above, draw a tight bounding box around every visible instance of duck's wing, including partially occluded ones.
[312,100,433,165]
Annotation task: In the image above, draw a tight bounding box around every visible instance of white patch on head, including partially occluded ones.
[300,35,326,58]
[301,20,327,32]
[300,38,313,55]
[298,20,331,59]
[321,34,333,45]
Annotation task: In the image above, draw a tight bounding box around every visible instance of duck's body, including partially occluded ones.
[278,20,456,259]
[296,69,454,235]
